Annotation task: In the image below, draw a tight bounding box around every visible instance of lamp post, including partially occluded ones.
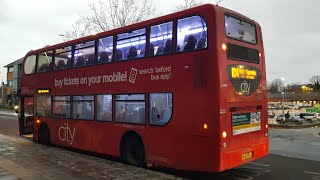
[281,78,285,115]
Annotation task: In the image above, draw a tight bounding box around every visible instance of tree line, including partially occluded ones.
[62,0,207,41]
[268,75,320,93]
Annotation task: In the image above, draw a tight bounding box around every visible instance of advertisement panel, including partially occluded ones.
[232,112,261,135]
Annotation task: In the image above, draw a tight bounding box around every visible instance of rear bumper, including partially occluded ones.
[219,140,268,171]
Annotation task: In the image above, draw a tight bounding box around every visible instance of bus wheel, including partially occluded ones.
[121,134,145,167]
[38,124,50,146]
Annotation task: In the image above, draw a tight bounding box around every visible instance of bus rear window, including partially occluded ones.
[225,15,256,44]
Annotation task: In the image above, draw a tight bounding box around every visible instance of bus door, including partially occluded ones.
[18,96,34,136]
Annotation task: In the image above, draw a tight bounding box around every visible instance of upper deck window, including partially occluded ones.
[55,46,72,70]
[98,36,113,64]
[150,21,173,56]
[24,55,36,74]
[74,40,95,67]
[225,15,257,44]
[116,28,146,61]
[37,51,53,73]
[177,16,207,52]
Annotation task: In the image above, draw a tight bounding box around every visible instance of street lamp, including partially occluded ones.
[280,78,287,115]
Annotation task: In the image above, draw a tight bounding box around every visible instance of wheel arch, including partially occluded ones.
[119,130,146,161]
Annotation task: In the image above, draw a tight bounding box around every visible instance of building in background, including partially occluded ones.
[4,58,23,107]
[0,82,7,106]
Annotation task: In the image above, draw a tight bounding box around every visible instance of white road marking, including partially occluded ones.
[247,162,270,167]
[304,171,320,175]
[278,154,319,162]
[293,139,305,143]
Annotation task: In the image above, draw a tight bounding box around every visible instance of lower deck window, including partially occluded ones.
[36,95,51,116]
[53,96,70,118]
[149,93,172,125]
[115,94,145,124]
[72,95,94,120]
[96,94,113,121]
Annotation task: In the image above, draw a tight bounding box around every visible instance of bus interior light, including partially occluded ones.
[222,43,227,51]
[222,131,227,138]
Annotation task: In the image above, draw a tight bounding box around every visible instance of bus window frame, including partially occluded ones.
[52,95,71,119]
[96,94,114,123]
[53,45,74,71]
[74,40,96,68]
[148,92,173,127]
[175,14,209,54]
[71,94,95,121]
[224,13,258,45]
[23,14,209,75]
[35,95,52,117]
[36,50,55,74]
[148,20,174,58]
[114,93,147,126]
[114,28,147,62]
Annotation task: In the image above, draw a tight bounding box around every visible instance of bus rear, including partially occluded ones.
[217,7,268,171]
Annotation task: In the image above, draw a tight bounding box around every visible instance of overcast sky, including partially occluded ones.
[0,0,319,84]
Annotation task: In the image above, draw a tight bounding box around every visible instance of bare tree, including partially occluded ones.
[62,0,156,41]
[61,19,93,41]
[309,75,320,91]
[174,0,204,12]
[215,0,224,5]
[268,79,284,94]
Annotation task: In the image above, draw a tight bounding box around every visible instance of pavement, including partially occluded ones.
[0,134,179,180]
[0,109,17,116]
[0,167,18,180]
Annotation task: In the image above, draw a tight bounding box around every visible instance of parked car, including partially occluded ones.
[276,114,286,124]
[268,111,275,118]
[287,114,304,125]
[299,113,318,123]
[293,105,301,110]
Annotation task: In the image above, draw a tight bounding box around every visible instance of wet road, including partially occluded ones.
[0,109,320,179]
[0,110,19,136]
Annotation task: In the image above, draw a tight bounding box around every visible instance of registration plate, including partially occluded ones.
[242,151,253,160]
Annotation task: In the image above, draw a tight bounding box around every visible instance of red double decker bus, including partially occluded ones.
[18,4,268,172]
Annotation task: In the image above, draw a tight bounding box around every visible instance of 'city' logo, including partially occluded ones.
[241,82,251,94]
[58,123,76,145]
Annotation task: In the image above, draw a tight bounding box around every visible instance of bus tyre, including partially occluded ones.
[38,124,50,146]
[121,135,145,167]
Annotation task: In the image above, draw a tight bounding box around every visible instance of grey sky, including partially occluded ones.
[0,0,319,84]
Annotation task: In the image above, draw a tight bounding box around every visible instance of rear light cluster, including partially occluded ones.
[222,131,227,138]
[265,124,268,136]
